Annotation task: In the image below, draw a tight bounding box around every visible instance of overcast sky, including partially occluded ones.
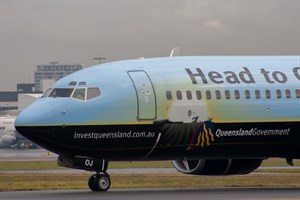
[0,0,299,91]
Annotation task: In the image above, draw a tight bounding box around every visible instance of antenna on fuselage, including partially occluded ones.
[170,47,180,57]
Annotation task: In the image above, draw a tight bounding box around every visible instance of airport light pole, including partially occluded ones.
[93,57,106,64]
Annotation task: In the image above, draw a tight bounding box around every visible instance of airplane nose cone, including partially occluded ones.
[15,100,54,127]
[15,100,56,148]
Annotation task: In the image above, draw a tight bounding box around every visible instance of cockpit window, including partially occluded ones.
[72,88,86,101]
[41,88,53,98]
[49,88,74,98]
[78,81,86,86]
[87,87,101,100]
[44,86,100,101]
[68,81,77,86]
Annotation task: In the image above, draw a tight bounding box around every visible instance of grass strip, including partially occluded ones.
[0,161,173,171]
[261,158,300,167]
[0,159,299,171]
[0,161,63,171]
[1,173,300,191]
[256,169,300,173]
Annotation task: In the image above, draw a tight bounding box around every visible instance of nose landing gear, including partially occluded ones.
[57,155,111,192]
[88,173,111,192]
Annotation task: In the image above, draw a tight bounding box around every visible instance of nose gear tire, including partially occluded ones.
[88,173,111,192]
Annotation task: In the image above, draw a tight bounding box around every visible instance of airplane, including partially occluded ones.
[0,116,38,149]
[0,116,18,147]
[15,54,300,192]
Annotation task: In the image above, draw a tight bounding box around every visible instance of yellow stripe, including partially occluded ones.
[209,128,215,142]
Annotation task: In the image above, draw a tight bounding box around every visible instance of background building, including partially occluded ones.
[1,62,83,112]
[34,62,83,92]
[0,83,41,112]
[0,92,18,111]
[17,83,36,93]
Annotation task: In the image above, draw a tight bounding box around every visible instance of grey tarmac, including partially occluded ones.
[1,188,300,200]
[0,148,57,161]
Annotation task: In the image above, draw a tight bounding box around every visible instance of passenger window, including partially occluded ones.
[225,90,230,99]
[87,87,101,100]
[215,90,221,100]
[255,90,260,99]
[296,89,300,98]
[72,88,86,101]
[285,89,291,99]
[245,90,251,99]
[49,88,74,98]
[196,90,202,100]
[265,90,271,99]
[276,90,282,99]
[186,90,192,100]
[166,91,172,100]
[234,90,240,99]
[176,91,182,100]
[206,90,212,100]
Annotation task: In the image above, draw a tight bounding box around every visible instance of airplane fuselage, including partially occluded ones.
[15,56,300,160]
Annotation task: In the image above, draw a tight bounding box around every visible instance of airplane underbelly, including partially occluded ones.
[17,121,300,160]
